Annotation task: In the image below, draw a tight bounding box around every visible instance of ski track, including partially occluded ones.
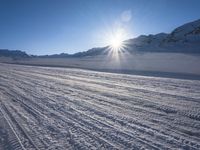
[0,63,200,150]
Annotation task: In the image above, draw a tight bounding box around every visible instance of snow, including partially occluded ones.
[0,63,200,149]
[125,19,200,53]
[1,52,200,76]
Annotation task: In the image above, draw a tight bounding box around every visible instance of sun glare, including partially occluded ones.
[108,28,127,51]
[110,36,123,50]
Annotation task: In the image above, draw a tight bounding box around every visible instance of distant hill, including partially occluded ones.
[1,19,200,59]
[38,53,70,58]
[0,49,29,59]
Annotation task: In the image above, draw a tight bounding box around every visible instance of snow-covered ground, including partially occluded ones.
[0,63,200,150]
[1,52,200,76]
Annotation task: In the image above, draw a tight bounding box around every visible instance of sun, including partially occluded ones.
[108,28,126,51]
[110,36,123,50]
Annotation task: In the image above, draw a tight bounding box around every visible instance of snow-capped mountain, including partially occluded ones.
[1,19,200,59]
[125,19,200,53]
[70,19,200,56]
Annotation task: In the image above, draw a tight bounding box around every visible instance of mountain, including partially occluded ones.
[0,49,29,59]
[38,53,70,58]
[1,19,200,59]
[124,19,200,53]
[71,19,200,57]
[72,47,109,57]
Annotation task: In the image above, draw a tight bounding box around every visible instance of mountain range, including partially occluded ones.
[0,19,200,58]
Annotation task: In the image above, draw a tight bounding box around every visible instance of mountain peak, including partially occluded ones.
[171,19,200,37]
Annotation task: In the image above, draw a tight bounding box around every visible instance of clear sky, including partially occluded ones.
[0,0,200,55]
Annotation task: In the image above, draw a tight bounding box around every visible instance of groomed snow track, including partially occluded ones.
[0,63,200,150]
[0,105,25,150]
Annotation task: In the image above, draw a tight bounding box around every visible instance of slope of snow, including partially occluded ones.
[170,19,200,38]
[125,19,200,53]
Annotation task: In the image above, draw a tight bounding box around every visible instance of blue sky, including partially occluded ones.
[0,0,200,55]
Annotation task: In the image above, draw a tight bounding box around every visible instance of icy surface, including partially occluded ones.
[0,63,200,150]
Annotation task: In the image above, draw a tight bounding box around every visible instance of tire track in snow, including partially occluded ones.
[0,63,200,149]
